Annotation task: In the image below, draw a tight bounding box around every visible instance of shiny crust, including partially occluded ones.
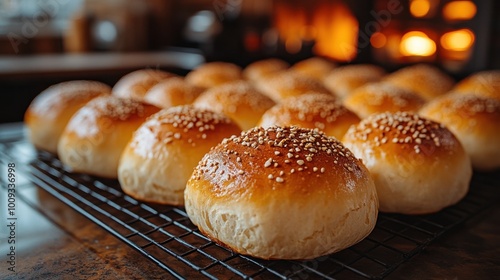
[118,106,241,205]
[258,93,359,139]
[243,58,289,82]
[185,126,378,259]
[143,77,204,108]
[384,64,454,101]
[185,62,243,89]
[290,57,336,80]
[324,64,386,99]
[257,71,332,102]
[57,96,161,178]
[342,112,472,214]
[420,94,500,170]
[193,81,275,130]
[452,70,500,100]
[343,82,426,119]
[24,80,111,153]
[112,69,178,100]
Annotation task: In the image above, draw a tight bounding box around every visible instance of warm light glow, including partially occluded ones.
[410,0,431,17]
[370,32,387,48]
[312,2,358,61]
[443,1,477,21]
[400,31,436,56]
[441,29,475,51]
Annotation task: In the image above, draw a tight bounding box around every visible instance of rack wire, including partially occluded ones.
[1,136,499,279]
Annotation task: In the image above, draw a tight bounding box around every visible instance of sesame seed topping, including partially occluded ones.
[297,160,305,165]
[264,158,273,168]
[275,177,284,183]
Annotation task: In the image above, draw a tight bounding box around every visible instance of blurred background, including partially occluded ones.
[1,0,499,123]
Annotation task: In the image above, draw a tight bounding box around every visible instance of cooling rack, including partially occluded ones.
[1,129,499,279]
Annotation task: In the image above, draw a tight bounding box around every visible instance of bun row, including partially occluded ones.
[23,59,499,261]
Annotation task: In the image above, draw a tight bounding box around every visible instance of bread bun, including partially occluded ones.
[257,71,332,102]
[185,62,243,89]
[419,94,500,170]
[118,106,241,205]
[290,57,336,80]
[258,94,359,139]
[193,81,275,130]
[452,70,500,100]
[112,69,177,100]
[143,77,204,108]
[24,80,111,154]
[185,126,378,260]
[243,58,289,82]
[324,64,386,99]
[343,82,426,119]
[342,112,471,214]
[58,96,161,178]
[384,64,454,101]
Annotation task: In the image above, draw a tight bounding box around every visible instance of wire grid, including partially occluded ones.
[1,138,499,279]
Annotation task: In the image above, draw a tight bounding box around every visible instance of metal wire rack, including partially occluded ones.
[1,135,499,279]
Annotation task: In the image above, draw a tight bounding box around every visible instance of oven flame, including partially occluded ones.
[400,31,436,57]
[273,1,358,61]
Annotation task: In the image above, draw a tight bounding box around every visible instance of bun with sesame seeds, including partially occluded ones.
[420,94,500,171]
[143,77,204,109]
[58,96,161,178]
[24,80,111,154]
[324,64,386,99]
[383,64,454,101]
[112,69,178,101]
[290,57,337,81]
[452,70,500,100]
[343,82,426,119]
[118,106,241,205]
[185,62,243,89]
[342,112,472,214]
[257,71,333,102]
[185,126,378,260]
[258,93,359,139]
[243,58,289,82]
[193,81,275,130]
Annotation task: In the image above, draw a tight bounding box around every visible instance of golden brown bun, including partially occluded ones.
[452,70,500,100]
[342,112,471,214]
[143,77,204,108]
[257,71,332,102]
[419,94,500,170]
[258,94,359,139]
[112,69,177,100]
[324,64,386,99]
[185,62,243,89]
[384,64,454,101]
[193,81,275,130]
[344,82,426,119]
[185,126,378,260]
[290,57,336,80]
[118,106,241,205]
[243,58,289,82]
[24,80,111,154]
[58,96,161,178]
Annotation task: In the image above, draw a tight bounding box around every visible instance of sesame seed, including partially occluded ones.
[268,174,274,179]
[274,151,281,155]
[275,177,284,183]
[297,160,305,165]
[264,158,273,168]
[238,170,244,175]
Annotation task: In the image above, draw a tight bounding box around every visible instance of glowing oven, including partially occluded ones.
[265,0,495,74]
